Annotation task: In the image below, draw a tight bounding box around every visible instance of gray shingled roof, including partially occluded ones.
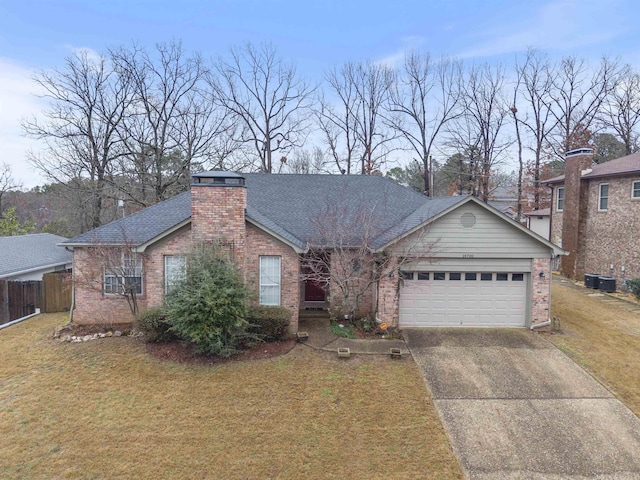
[0,233,72,278]
[61,173,469,250]
[63,192,191,246]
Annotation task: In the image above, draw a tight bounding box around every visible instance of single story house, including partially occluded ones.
[0,233,72,323]
[62,172,564,331]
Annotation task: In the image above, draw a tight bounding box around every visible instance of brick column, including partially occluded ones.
[561,149,593,280]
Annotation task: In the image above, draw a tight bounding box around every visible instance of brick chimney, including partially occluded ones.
[190,171,246,267]
[560,148,593,280]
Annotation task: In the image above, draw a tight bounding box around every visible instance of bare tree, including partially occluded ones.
[352,62,397,174]
[389,52,463,196]
[0,163,22,214]
[451,63,511,201]
[548,55,620,157]
[512,49,557,210]
[213,42,315,173]
[598,64,640,155]
[301,192,437,320]
[74,235,146,318]
[320,62,397,175]
[23,49,133,231]
[281,147,328,174]
[316,71,360,174]
[111,41,233,206]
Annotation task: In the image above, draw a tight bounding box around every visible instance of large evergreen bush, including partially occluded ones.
[166,244,254,357]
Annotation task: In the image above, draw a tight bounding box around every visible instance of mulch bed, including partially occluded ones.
[55,322,297,366]
[145,338,297,365]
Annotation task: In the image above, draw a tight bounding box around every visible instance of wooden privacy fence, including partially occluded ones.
[0,272,72,325]
[5,280,43,324]
[43,272,72,314]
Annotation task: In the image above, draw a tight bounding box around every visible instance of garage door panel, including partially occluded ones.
[399,271,527,328]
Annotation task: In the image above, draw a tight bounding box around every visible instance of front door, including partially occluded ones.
[304,278,326,301]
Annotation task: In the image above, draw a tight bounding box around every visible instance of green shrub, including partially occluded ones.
[358,316,376,333]
[626,278,640,299]
[135,307,174,342]
[166,244,256,357]
[246,306,292,341]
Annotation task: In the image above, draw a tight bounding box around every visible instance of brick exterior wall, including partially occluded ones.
[581,175,640,284]
[531,257,552,326]
[325,251,377,320]
[72,247,147,326]
[245,223,300,333]
[376,258,400,327]
[142,226,192,308]
[551,172,640,288]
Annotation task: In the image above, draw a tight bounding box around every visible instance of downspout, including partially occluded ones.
[66,247,75,325]
[530,319,551,330]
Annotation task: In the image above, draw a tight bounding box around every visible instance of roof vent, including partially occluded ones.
[191,171,245,186]
[460,212,476,228]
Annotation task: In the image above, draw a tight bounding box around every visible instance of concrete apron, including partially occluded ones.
[404,328,640,480]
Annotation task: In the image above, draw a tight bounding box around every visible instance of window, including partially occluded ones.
[465,273,477,281]
[599,183,609,211]
[449,272,462,280]
[164,255,186,294]
[259,256,281,305]
[104,253,142,295]
[512,273,524,281]
[400,271,414,280]
[556,187,564,212]
[496,273,508,281]
[633,181,640,199]
[417,272,430,280]
[434,272,446,280]
[481,273,493,281]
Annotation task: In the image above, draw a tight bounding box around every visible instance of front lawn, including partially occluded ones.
[549,279,640,416]
[0,313,461,479]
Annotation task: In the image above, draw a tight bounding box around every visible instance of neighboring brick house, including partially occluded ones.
[61,171,564,331]
[545,148,640,288]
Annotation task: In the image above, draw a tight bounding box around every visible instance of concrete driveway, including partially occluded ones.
[404,328,640,479]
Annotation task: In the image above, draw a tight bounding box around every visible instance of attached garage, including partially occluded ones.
[399,270,528,327]
[387,198,564,329]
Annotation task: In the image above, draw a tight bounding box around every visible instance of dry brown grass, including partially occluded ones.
[0,313,461,479]
[549,280,640,416]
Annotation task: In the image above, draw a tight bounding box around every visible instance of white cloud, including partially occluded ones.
[0,57,48,188]
[458,0,628,59]
[375,36,427,68]
[63,44,103,64]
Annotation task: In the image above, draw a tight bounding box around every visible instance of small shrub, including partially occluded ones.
[135,307,174,342]
[625,278,640,299]
[330,318,356,339]
[358,316,376,333]
[246,306,292,341]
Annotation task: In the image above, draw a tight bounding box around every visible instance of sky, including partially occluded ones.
[0,0,637,188]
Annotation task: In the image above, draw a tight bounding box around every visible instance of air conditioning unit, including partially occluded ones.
[598,276,616,293]
[584,274,599,289]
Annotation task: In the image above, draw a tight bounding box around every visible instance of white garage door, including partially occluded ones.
[399,272,527,327]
